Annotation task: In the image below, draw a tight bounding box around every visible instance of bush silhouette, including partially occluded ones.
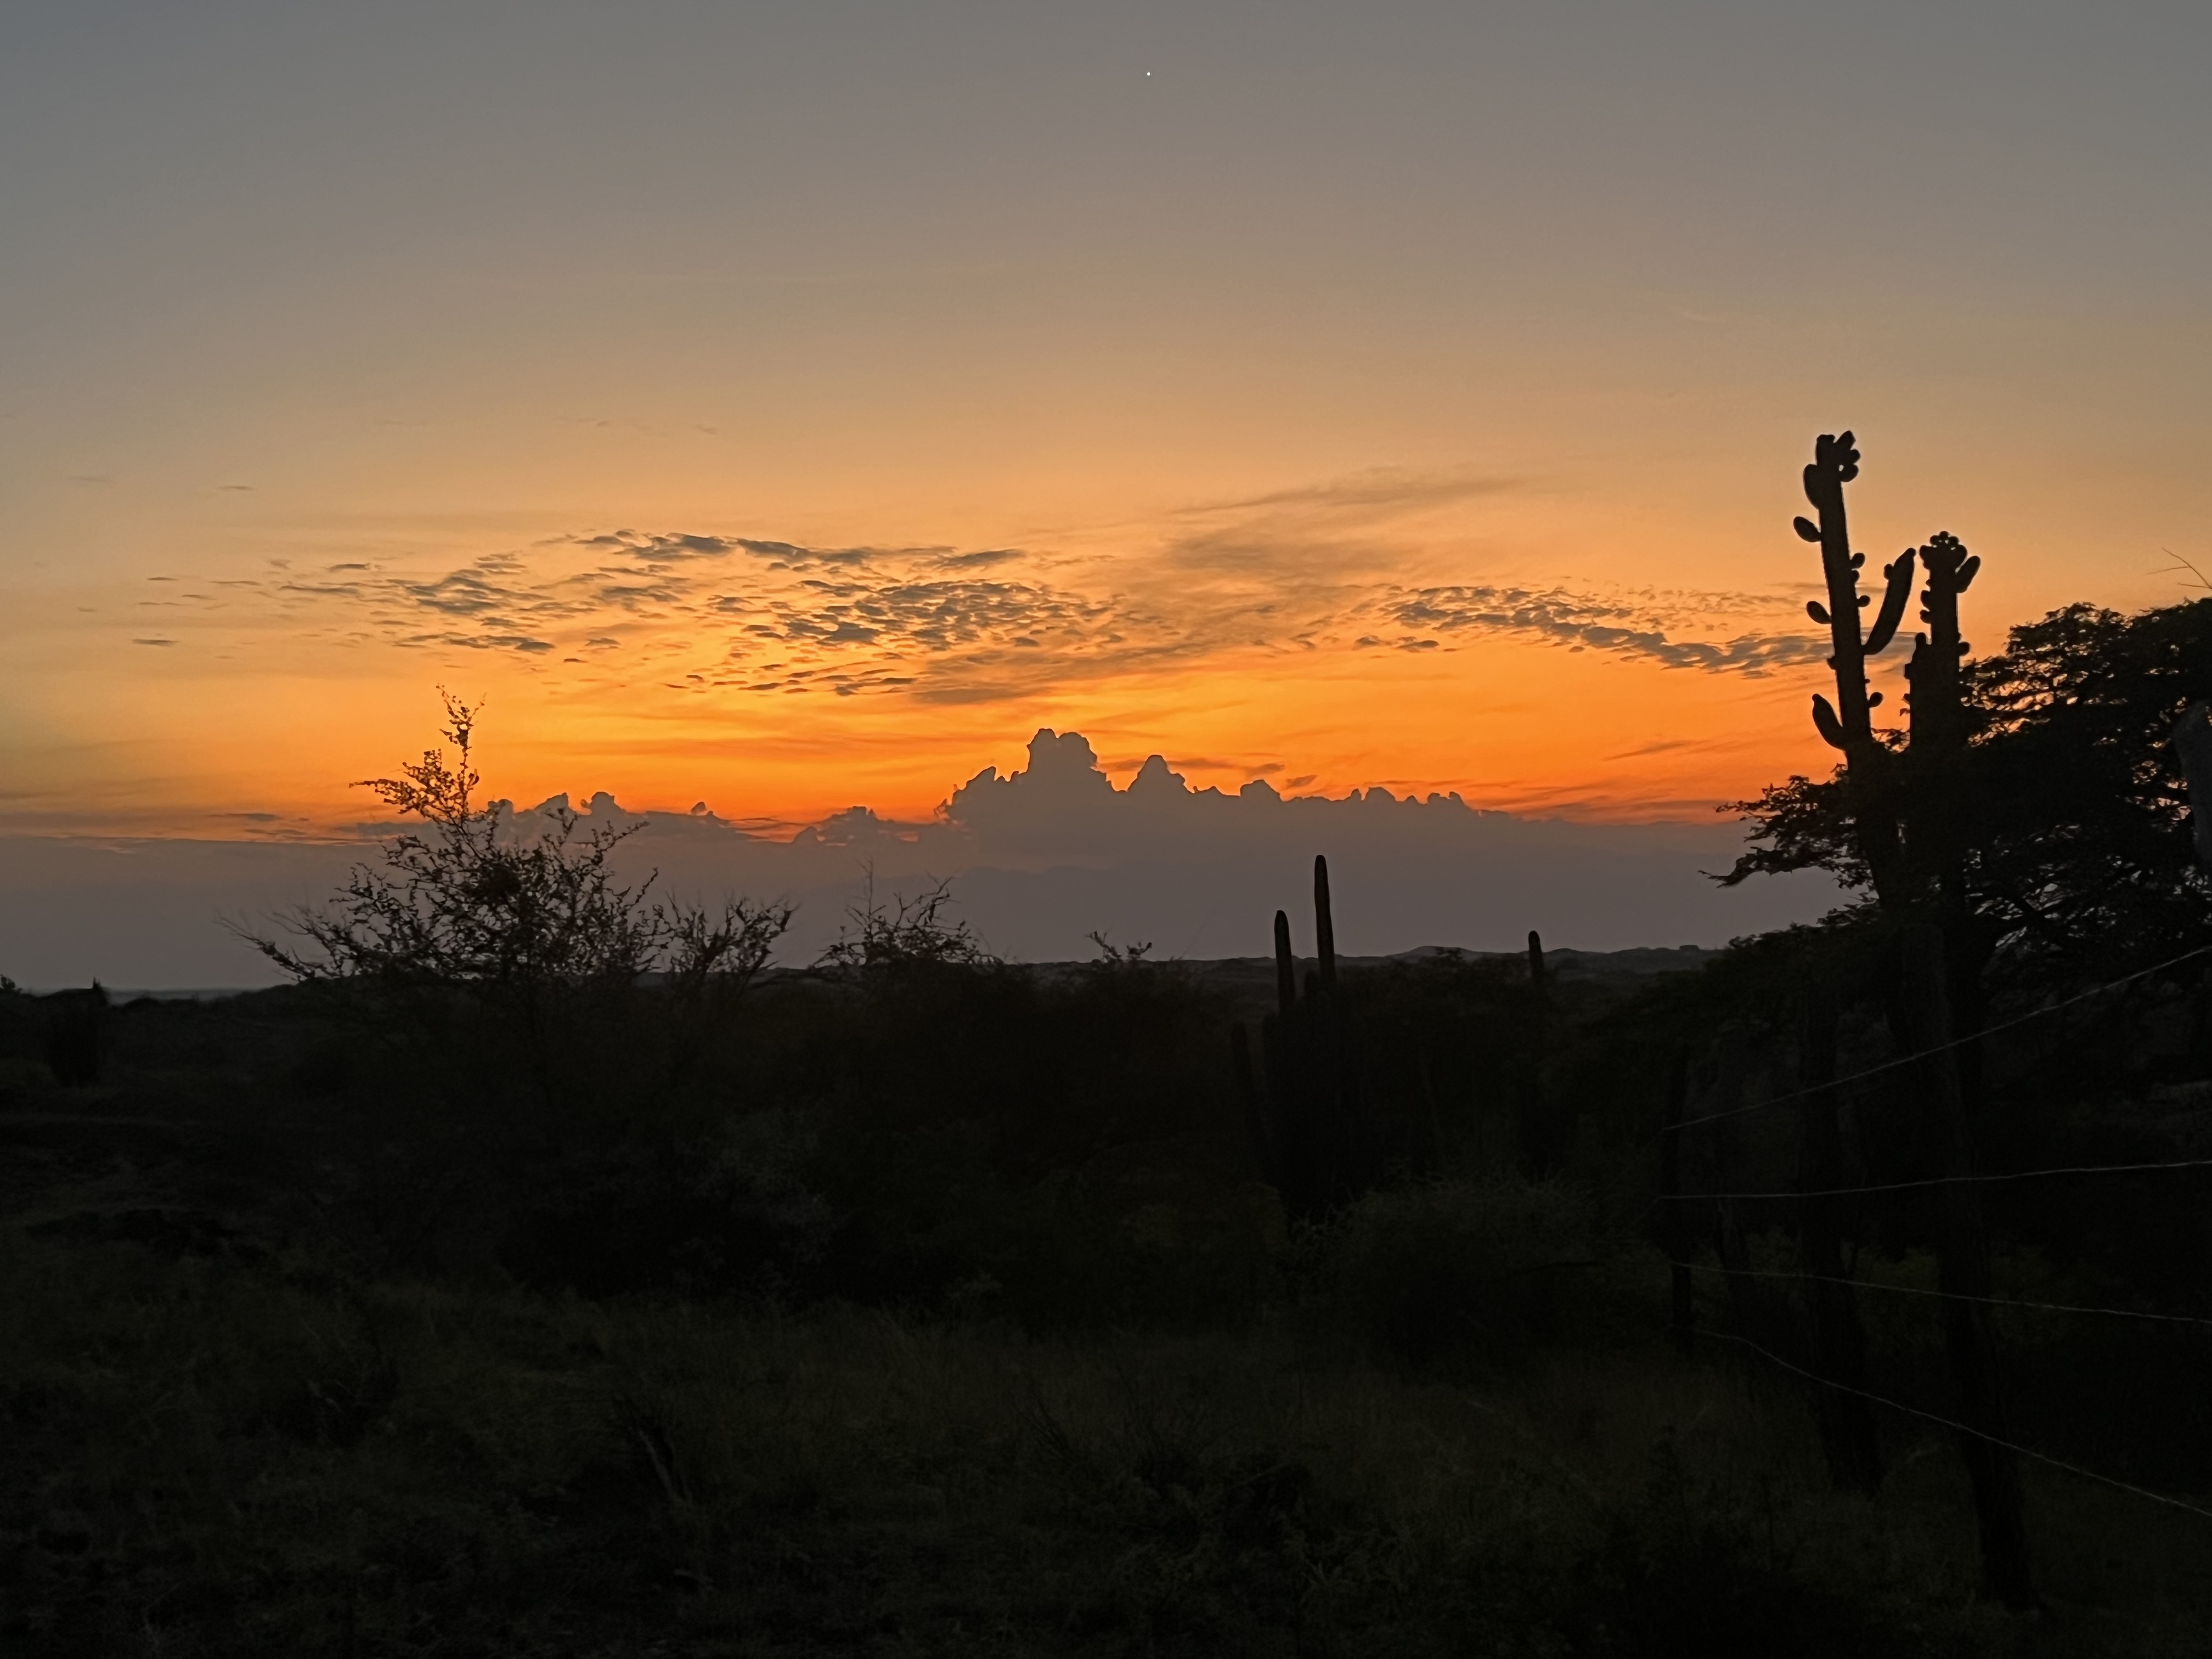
[39,985,108,1087]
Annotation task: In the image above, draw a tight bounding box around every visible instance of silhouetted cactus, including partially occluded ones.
[1904,530,1978,755]
[1798,431,1917,758]
[1797,432,1917,901]
[1516,931,1570,1176]
[1311,856,1368,1201]
[1258,907,1310,1212]
[1785,443,2030,1599]
[1250,859,1370,1221]
[1898,528,1985,917]
[1313,857,1338,991]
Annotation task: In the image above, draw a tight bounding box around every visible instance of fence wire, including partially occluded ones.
[1694,1327,2212,1522]
[1680,1260,2212,1329]
[1662,940,2212,1138]
[1662,1155,2212,1206]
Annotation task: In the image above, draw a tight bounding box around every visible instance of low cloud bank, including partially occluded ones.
[0,730,1839,988]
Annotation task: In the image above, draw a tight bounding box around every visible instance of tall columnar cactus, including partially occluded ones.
[1260,908,1305,1211]
[1903,529,1984,963]
[1519,930,1568,1176]
[1798,431,1917,754]
[1313,857,1339,991]
[1786,445,2030,1599]
[1310,855,1362,1195]
[1796,432,1917,901]
[1252,861,1372,1220]
[1904,531,1979,759]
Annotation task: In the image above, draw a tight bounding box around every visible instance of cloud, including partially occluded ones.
[101,464,1821,701]
[574,531,735,564]
[0,725,1844,985]
[1381,585,1826,677]
[1197,466,1522,520]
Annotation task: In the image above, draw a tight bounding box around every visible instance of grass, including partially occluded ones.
[9,1220,2207,1657]
[5,988,2212,1654]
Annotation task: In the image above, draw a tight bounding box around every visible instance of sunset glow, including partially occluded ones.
[4,4,2207,846]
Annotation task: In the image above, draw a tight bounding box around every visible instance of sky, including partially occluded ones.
[0,728,1845,985]
[3,2,2209,974]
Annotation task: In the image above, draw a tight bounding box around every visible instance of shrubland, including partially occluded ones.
[8,591,2212,1653]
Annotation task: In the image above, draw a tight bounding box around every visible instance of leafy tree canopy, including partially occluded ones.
[1725,597,2212,986]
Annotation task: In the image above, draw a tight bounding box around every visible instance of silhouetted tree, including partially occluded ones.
[251,692,787,995]
[245,692,789,1121]
[1726,597,2212,991]
[817,874,993,973]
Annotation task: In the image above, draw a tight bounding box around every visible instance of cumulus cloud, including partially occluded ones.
[492,726,1838,963]
[0,725,1838,986]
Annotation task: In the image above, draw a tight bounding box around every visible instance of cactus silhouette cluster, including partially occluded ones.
[1794,436,1993,911]
[1238,856,1367,1221]
[1235,858,1567,1217]
[1781,435,2033,1608]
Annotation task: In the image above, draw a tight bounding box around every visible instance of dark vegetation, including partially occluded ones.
[9,453,2212,1652]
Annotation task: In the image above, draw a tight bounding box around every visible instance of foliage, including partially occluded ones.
[1724,597,2212,987]
[247,692,789,995]
[816,874,994,973]
[0,1225,2066,1659]
[15,858,2212,1647]
[1303,1173,1598,1365]
[28,583,2212,1647]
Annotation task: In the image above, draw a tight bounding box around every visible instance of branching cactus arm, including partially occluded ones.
[1799,433,1916,752]
[1864,550,1919,656]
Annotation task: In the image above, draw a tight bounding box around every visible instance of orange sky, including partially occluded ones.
[3,4,2207,838]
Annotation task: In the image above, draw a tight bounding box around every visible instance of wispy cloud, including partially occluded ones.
[1378,585,1826,676]
[108,467,1821,697]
